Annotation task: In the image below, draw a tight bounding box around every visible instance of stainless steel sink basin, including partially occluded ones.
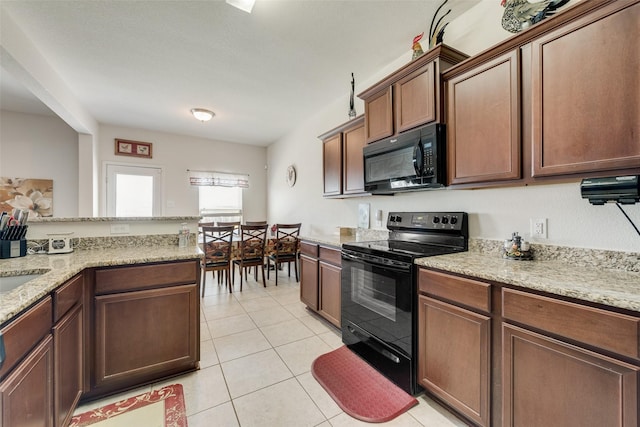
[0,274,43,294]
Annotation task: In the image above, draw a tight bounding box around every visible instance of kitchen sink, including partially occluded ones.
[0,274,44,294]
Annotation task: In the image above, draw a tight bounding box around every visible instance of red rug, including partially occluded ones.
[69,384,187,426]
[311,346,418,423]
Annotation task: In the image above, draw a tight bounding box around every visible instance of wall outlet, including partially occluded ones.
[530,218,548,239]
[110,224,130,234]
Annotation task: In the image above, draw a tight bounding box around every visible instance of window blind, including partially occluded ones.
[188,170,249,188]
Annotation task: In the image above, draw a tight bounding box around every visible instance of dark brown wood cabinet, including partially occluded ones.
[418,266,640,427]
[0,297,54,427]
[299,240,341,327]
[322,133,342,196]
[88,260,200,398]
[319,116,367,198]
[53,273,84,427]
[503,324,639,427]
[444,0,640,187]
[300,241,319,310]
[0,335,54,427]
[530,0,640,177]
[417,269,491,427]
[359,44,468,144]
[446,50,521,185]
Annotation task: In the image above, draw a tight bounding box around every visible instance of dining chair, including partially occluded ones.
[232,223,268,290]
[242,221,268,278]
[267,223,301,286]
[213,221,240,283]
[200,225,235,296]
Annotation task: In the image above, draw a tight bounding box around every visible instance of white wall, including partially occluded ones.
[98,124,268,220]
[0,109,79,217]
[267,0,640,252]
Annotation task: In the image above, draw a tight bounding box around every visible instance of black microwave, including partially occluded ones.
[363,123,446,194]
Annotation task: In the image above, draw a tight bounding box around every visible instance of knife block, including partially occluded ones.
[0,239,27,259]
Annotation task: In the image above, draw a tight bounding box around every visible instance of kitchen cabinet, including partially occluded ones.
[88,260,200,398]
[300,241,319,310]
[0,297,54,427]
[359,44,468,144]
[530,0,640,177]
[417,269,491,427]
[299,240,341,327]
[52,273,84,427]
[502,288,640,427]
[443,0,640,187]
[445,50,520,185]
[319,115,367,198]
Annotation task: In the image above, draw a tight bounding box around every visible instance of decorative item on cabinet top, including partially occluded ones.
[501,0,570,33]
[428,0,451,48]
[349,73,357,120]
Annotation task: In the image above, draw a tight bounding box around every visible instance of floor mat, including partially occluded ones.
[69,384,187,427]
[311,346,418,423]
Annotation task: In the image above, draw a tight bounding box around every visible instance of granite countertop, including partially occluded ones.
[0,246,203,325]
[416,251,640,313]
[300,234,357,247]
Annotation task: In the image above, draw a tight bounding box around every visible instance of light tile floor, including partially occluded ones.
[74,268,469,427]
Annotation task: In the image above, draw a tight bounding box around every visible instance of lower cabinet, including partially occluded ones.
[418,267,640,427]
[299,240,341,327]
[417,270,491,427]
[92,284,199,395]
[53,304,83,427]
[0,335,54,427]
[503,324,639,427]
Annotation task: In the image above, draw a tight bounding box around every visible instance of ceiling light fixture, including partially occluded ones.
[191,108,215,122]
[225,0,255,13]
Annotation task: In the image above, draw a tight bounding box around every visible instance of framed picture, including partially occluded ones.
[115,139,153,159]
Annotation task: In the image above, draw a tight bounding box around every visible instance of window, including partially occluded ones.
[106,164,162,217]
[198,186,243,223]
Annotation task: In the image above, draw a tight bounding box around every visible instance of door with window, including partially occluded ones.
[106,164,162,217]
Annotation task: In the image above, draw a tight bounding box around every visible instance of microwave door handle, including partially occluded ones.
[413,140,424,176]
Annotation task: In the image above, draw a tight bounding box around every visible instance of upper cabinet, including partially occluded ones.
[444,0,640,187]
[319,115,368,198]
[530,1,640,177]
[359,45,468,144]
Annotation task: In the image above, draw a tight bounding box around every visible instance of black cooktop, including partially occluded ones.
[342,211,468,262]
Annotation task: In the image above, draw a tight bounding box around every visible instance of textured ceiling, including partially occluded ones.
[0,0,480,146]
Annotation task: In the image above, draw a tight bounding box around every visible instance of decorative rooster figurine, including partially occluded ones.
[501,0,569,33]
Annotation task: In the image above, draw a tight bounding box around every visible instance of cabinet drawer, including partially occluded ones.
[502,288,640,359]
[0,296,52,379]
[95,260,198,294]
[300,241,318,257]
[319,246,341,266]
[418,269,491,313]
[53,273,83,322]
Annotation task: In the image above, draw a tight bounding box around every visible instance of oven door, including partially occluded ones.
[341,248,417,393]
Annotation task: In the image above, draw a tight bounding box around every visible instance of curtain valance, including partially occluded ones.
[188,170,249,188]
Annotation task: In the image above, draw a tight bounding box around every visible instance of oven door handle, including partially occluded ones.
[341,251,412,273]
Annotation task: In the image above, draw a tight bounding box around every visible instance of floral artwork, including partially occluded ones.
[0,177,53,217]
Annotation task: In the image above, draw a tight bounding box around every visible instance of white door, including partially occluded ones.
[106,164,162,217]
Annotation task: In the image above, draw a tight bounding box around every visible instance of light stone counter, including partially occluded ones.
[415,251,640,313]
[0,246,203,325]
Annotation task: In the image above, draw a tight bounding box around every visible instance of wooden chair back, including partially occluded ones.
[238,224,268,261]
[273,223,301,259]
[201,225,235,265]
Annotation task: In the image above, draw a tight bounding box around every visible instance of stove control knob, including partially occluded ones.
[432,216,440,224]
[442,217,449,224]
[450,217,458,225]
[395,216,402,223]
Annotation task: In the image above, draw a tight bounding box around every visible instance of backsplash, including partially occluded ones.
[28,234,197,253]
[471,239,640,273]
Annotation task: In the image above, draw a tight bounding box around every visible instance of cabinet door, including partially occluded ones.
[503,324,639,427]
[364,87,393,143]
[447,50,521,185]
[93,284,198,394]
[418,295,490,427]
[342,123,366,194]
[395,62,436,132]
[319,261,341,327]
[53,303,83,427]
[531,2,640,177]
[0,335,54,427]
[323,134,342,196]
[299,254,319,310]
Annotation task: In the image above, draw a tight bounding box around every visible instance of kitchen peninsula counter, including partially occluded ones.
[0,245,203,325]
[415,250,640,313]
